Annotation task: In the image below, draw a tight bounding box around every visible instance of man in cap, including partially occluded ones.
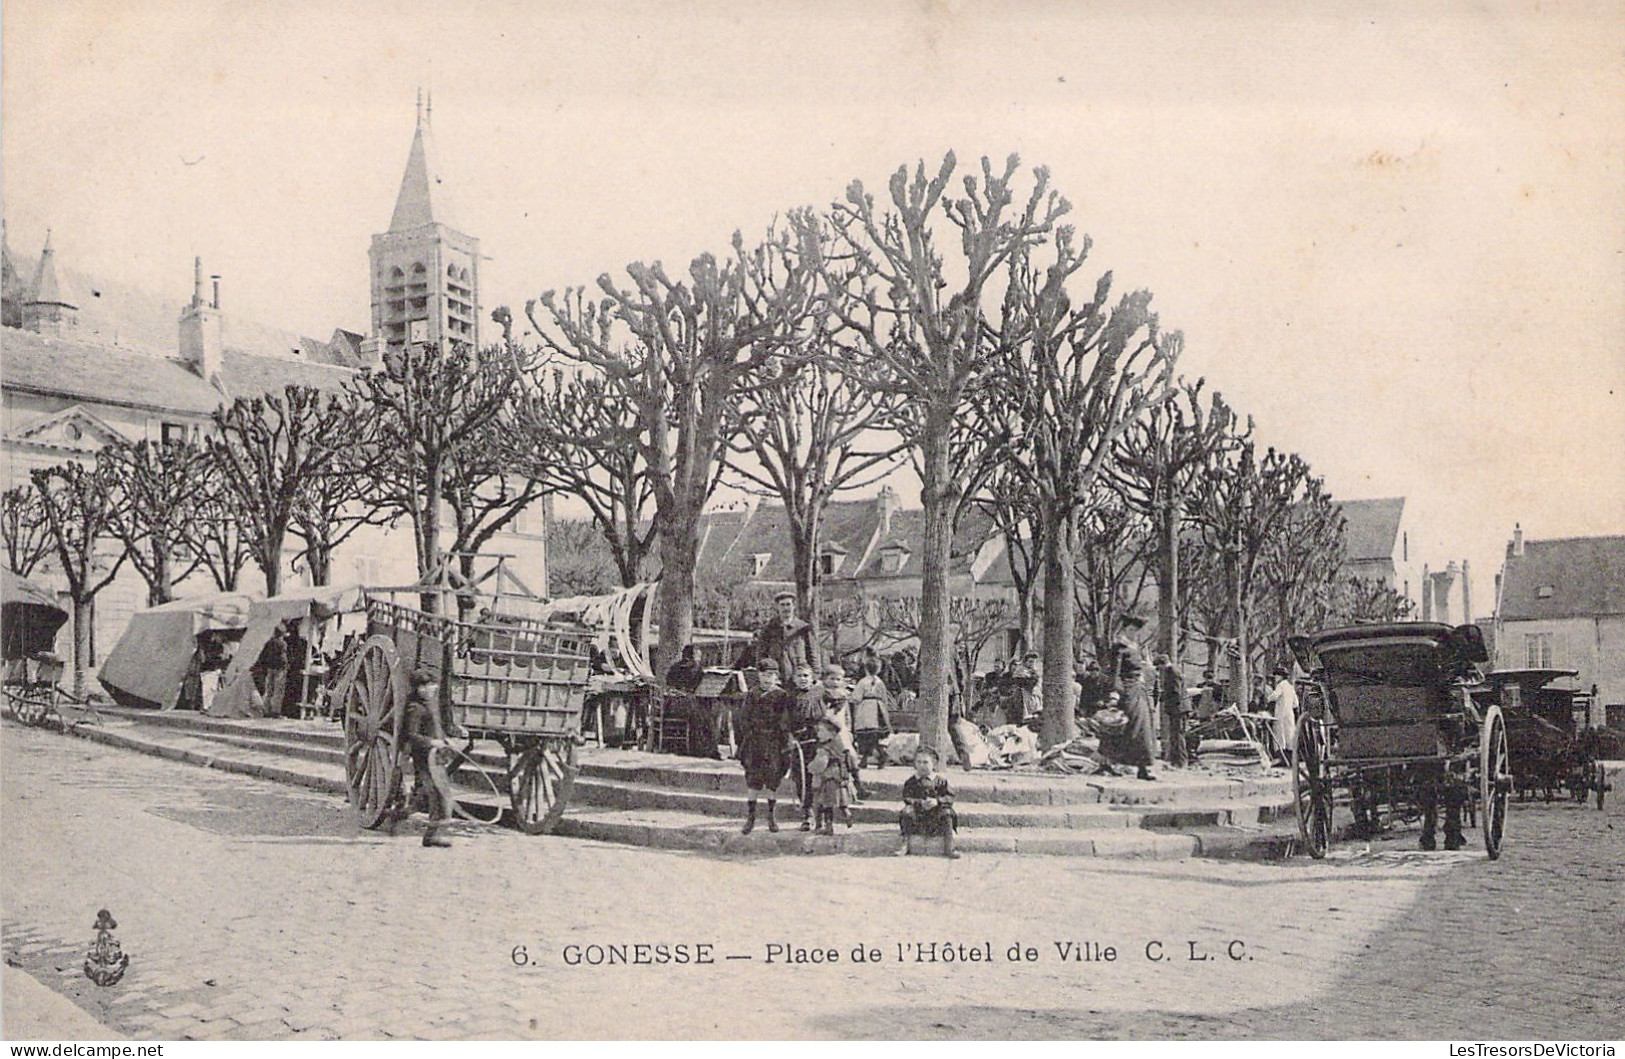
[743,591,819,683]
[400,667,457,847]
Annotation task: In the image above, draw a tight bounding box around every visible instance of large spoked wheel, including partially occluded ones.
[508,737,576,835]
[1292,712,1332,859]
[341,635,408,830]
[1479,705,1510,860]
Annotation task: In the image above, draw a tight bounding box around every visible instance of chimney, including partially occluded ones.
[1511,523,1524,558]
[211,274,221,310]
[179,256,223,382]
[1462,560,1472,623]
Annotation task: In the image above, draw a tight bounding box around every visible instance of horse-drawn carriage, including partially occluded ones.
[1472,669,1608,809]
[1287,622,1511,859]
[337,590,596,835]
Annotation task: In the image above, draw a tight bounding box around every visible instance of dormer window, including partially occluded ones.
[751,553,770,577]
[1537,585,1554,599]
[878,544,909,575]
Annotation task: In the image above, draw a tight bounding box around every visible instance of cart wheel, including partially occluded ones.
[341,636,408,830]
[1292,712,1331,859]
[508,738,576,835]
[1479,705,1509,860]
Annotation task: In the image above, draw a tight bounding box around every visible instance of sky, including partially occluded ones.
[5,0,1623,614]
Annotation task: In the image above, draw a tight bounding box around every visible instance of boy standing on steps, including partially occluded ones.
[738,666,793,834]
[896,746,959,858]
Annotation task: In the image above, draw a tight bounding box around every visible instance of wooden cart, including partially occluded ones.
[337,593,595,835]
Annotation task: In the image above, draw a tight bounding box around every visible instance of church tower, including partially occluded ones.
[367,95,480,358]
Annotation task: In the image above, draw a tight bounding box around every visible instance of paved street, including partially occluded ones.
[3,721,1621,1040]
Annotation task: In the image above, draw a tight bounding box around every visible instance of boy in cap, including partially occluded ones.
[789,663,825,830]
[821,663,870,800]
[401,667,457,848]
[738,666,793,834]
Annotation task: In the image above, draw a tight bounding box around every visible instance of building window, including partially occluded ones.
[161,422,188,446]
[751,553,770,577]
[819,553,838,577]
[1525,633,1553,668]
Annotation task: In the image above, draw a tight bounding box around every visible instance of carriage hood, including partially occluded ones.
[1289,622,1487,689]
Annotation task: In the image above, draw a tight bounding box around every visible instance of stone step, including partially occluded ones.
[569,775,1290,830]
[42,714,1302,860]
[552,806,1300,859]
[575,754,1289,808]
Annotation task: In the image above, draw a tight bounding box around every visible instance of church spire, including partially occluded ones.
[388,95,455,232]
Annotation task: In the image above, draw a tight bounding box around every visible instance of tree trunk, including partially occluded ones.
[70,594,94,700]
[417,469,443,614]
[260,529,285,598]
[150,549,173,607]
[1156,490,1181,759]
[655,509,698,677]
[1039,505,1077,749]
[308,543,332,587]
[915,433,955,758]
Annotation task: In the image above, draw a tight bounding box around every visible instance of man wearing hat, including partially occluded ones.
[742,591,819,683]
[1266,665,1299,765]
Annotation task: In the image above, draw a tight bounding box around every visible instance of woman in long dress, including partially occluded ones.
[1100,615,1158,781]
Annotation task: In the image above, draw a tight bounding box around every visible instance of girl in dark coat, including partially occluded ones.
[1100,616,1158,780]
[739,667,793,833]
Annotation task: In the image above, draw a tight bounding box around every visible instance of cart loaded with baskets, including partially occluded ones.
[1287,622,1511,859]
[337,591,595,835]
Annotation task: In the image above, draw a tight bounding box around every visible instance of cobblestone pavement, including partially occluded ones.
[3,722,1620,1040]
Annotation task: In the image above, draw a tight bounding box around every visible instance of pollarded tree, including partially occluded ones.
[1255,473,1346,664]
[724,271,905,634]
[31,460,128,697]
[981,230,1179,747]
[102,438,209,606]
[527,230,816,672]
[972,463,1044,655]
[188,464,253,593]
[1073,492,1158,668]
[508,367,656,590]
[1193,442,1314,707]
[210,384,356,597]
[807,153,1068,755]
[1105,378,1246,667]
[1,485,53,577]
[349,342,529,610]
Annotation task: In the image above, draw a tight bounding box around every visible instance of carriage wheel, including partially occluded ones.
[1479,705,1509,860]
[341,636,408,830]
[508,738,576,835]
[1292,712,1331,859]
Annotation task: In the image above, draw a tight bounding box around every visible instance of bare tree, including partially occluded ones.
[544,517,625,597]
[1105,378,1245,666]
[527,230,815,672]
[509,367,655,589]
[972,465,1043,654]
[102,438,208,606]
[1193,442,1314,707]
[210,384,355,597]
[807,153,1068,755]
[1255,474,1346,664]
[1,485,53,577]
[349,343,527,610]
[1073,493,1158,667]
[874,592,1014,706]
[1330,576,1416,625]
[31,460,128,697]
[724,303,905,632]
[981,229,1179,747]
[188,466,253,593]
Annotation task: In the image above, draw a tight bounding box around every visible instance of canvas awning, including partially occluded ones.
[208,585,368,718]
[2,569,70,661]
[98,591,257,709]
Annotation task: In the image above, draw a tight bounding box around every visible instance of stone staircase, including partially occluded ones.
[43,707,1304,859]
